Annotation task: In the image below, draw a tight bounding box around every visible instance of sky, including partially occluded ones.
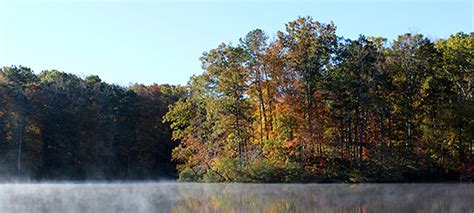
[0,0,472,86]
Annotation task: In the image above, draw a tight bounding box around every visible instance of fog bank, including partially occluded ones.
[0,183,472,212]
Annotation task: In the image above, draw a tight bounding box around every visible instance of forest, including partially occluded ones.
[1,16,473,182]
[0,67,184,180]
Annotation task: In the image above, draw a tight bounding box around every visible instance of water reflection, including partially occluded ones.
[173,184,473,213]
[0,183,472,212]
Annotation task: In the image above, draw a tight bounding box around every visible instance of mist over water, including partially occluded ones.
[0,183,472,213]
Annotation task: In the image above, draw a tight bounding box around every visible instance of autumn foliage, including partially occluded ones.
[165,17,473,182]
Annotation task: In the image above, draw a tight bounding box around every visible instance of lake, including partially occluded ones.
[0,183,472,212]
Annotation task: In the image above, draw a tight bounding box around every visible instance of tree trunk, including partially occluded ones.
[256,68,268,142]
[234,98,243,162]
[17,124,23,176]
[359,110,364,162]
[380,116,385,162]
[107,123,116,167]
[405,64,412,149]
[348,118,353,159]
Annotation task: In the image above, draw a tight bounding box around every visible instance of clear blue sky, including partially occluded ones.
[1,0,472,86]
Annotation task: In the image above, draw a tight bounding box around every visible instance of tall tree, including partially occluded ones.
[277,16,337,159]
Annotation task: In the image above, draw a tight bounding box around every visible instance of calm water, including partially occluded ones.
[0,183,472,212]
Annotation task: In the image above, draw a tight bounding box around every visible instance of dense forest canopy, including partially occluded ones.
[1,16,473,182]
[165,17,473,182]
[0,67,185,180]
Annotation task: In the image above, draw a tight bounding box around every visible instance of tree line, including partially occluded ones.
[0,67,184,180]
[164,16,473,182]
[1,16,472,182]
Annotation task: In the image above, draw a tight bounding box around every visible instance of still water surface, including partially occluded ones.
[0,183,472,212]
